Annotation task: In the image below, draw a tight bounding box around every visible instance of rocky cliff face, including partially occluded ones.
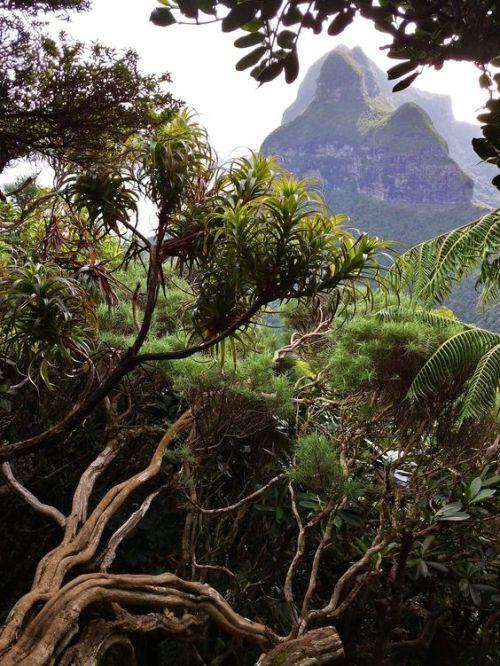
[263,48,475,209]
[261,47,498,328]
[280,46,500,208]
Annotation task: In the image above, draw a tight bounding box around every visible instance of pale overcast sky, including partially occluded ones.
[59,0,484,158]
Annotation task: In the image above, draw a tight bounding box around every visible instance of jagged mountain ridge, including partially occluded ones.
[282,46,499,208]
[261,47,498,328]
[261,46,487,247]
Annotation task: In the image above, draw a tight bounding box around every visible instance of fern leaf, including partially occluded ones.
[392,209,500,307]
[459,344,500,422]
[376,305,466,330]
[409,329,500,399]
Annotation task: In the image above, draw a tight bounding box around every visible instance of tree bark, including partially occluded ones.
[258,627,344,665]
[0,572,279,665]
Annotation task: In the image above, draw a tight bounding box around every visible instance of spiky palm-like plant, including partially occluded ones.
[0,262,94,387]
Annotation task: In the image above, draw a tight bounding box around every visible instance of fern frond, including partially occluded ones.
[409,328,500,400]
[392,209,500,307]
[376,305,466,330]
[459,344,500,422]
[377,307,499,423]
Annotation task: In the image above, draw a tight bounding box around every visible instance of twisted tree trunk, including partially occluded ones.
[0,406,348,665]
[0,573,279,665]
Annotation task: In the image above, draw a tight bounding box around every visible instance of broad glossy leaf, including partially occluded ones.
[469,476,482,499]
[428,561,448,573]
[438,512,470,521]
[435,501,462,516]
[469,488,496,504]
[422,535,434,554]
[482,474,500,487]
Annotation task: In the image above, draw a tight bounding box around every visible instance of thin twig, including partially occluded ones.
[187,473,286,516]
[284,482,304,633]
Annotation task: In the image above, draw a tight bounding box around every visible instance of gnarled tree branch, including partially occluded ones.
[1,462,66,529]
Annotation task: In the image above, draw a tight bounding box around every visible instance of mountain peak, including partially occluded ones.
[314,48,368,105]
[373,102,448,154]
[262,48,475,211]
[261,47,497,328]
[281,47,499,207]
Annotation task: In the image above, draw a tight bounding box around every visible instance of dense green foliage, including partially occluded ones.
[0,0,177,179]
[1,102,497,662]
[2,231,497,662]
[394,209,500,308]
[0,4,498,662]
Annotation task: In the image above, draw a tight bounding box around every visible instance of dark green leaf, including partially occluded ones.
[150,7,177,27]
[277,29,296,49]
[472,137,498,160]
[242,17,264,31]
[428,561,448,573]
[198,0,217,15]
[327,9,355,36]
[256,61,284,83]
[392,71,419,92]
[282,6,302,26]
[479,73,492,89]
[483,124,500,144]
[284,49,299,83]
[298,499,321,510]
[438,512,470,521]
[302,12,319,31]
[234,31,265,48]
[469,476,482,499]
[482,474,500,487]
[325,0,347,12]
[387,60,417,80]
[469,488,496,504]
[222,1,258,32]
[260,0,282,21]
[177,0,199,19]
[236,46,266,71]
[470,585,481,605]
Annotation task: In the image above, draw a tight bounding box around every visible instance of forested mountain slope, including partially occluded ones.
[281,46,500,209]
[262,47,499,328]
